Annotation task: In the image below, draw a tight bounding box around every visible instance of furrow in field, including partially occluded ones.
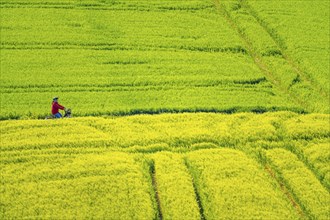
[282,143,330,192]
[0,0,214,12]
[0,86,273,96]
[298,143,330,190]
[0,78,269,93]
[263,116,330,191]
[250,147,307,218]
[183,157,206,220]
[0,42,248,55]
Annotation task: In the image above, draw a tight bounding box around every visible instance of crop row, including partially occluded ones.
[1,87,300,120]
[151,153,201,219]
[0,49,266,88]
[1,112,329,158]
[303,143,330,186]
[0,6,242,51]
[0,0,213,11]
[186,148,300,219]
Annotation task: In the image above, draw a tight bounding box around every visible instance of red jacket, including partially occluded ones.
[52,101,65,115]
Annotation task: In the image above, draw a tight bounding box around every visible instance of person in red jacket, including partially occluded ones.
[52,97,66,118]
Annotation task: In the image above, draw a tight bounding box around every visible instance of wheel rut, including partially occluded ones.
[183,158,206,220]
[150,161,163,220]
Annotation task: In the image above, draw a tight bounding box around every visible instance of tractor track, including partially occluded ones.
[213,0,325,113]
[264,165,307,219]
[240,0,328,99]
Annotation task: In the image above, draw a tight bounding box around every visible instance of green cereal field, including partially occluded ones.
[0,0,329,219]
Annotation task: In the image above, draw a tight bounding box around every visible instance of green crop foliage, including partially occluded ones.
[218,0,330,113]
[1,0,329,118]
[248,0,330,92]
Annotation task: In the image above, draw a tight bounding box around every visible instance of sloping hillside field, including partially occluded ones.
[0,0,329,219]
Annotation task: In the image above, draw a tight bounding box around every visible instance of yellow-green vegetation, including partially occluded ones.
[186,149,299,219]
[219,0,330,113]
[1,0,329,219]
[0,152,156,219]
[301,143,330,189]
[1,112,329,151]
[151,153,200,220]
[265,149,330,219]
[1,0,329,119]
[1,113,329,219]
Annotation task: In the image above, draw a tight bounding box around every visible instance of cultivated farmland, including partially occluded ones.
[0,0,329,219]
[1,113,329,219]
[1,0,329,119]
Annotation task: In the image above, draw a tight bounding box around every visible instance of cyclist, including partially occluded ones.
[52,97,66,118]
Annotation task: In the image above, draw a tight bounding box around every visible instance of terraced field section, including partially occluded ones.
[1,113,329,219]
[1,0,329,119]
